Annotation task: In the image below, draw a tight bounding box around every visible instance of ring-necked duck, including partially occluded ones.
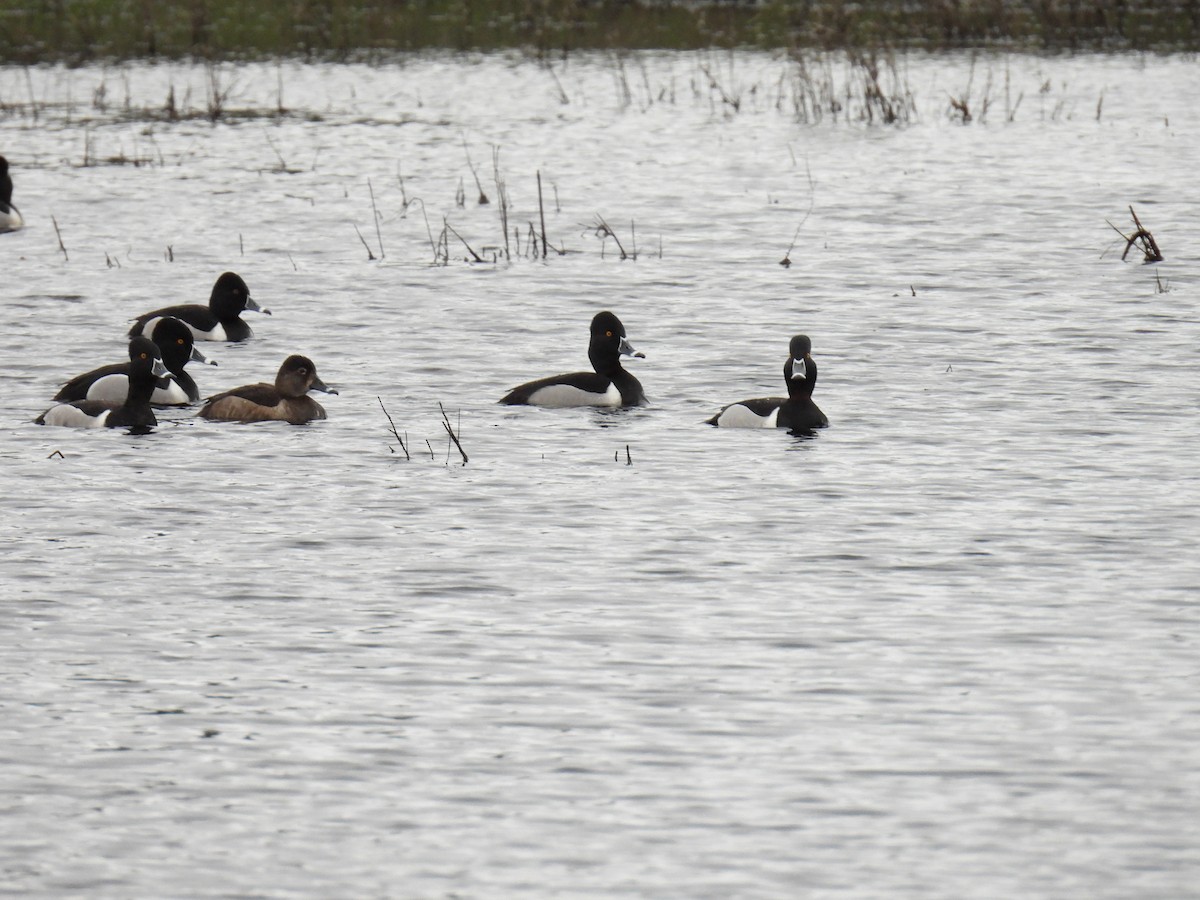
[36,337,169,429]
[500,311,647,408]
[198,355,337,424]
[707,334,829,430]
[55,317,216,406]
[129,272,269,342]
[0,156,23,233]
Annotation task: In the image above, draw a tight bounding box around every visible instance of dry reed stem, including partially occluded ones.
[51,215,68,261]
[378,396,410,459]
[368,177,384,258]
[537,170,548,259]
[439,403,468,465]
[353,223,376,260]
[1109,206,1163,263]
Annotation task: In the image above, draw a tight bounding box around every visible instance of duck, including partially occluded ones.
[129,271,269,342]
[36,337,169,430]
[55,317,217,406]
[0,155,24,233]
[707,334,829,430]
[499,311,647,408]
[198,355,337,424]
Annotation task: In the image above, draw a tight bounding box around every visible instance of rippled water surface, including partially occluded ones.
[2,52,1199,897]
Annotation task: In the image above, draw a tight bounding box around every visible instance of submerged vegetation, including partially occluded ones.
[1,0,1199,63]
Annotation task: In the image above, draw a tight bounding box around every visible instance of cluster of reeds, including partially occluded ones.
[379,397,468,465]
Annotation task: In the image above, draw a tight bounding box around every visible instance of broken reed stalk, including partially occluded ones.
[626,444,633,466]
[444,220,484,263]
[592,214,628,259]
[368,177,384,259]
[537,170,548,259]
[265,131,287,171]
[378,396,410,459]
[51,215,68,261]
[462,137,489,204]
[493,146,510,260]
[353,223,376,260]
[1109,205,1163,263]
[438,402,468,465]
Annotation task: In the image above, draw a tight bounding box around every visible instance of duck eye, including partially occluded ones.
[140,352,148,360]
[298,367,307,375]
[177,338,185,345]
[606,330,613,337]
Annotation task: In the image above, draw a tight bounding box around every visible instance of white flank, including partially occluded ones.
[0,208,22,233]
[715,404,778,429]
[85,374,130,405]
[192,322,228,342]
[89,374,187,405]
[41,404,110,428]
[135,315,163,338]
[527,382,622,408]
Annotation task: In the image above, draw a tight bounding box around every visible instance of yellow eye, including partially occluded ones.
[177,338,185,345]
[140,352,148,360]
[606,330,613,337]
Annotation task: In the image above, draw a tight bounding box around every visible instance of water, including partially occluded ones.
[2,52,1199,897]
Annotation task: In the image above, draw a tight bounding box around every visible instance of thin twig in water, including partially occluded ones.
[444,220,484,263]
[51,216,68,261]
[781,157,815,267]
[439,402,468,465]
[378,396,410,459]
[590,214,628,259]
[462,136,489,204]
[493,146,510,260]
[1108,205,1163,263]
[353,223,376,260]
[368,177,384,259]
[265,131,288,171]
[537,170,548,259]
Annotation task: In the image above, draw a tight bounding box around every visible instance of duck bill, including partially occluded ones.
[191,346,218,366]
[789,357,807,380]
[245,296,272,316]
[310,377,338,395]
[153,358,172,389]
[619,336,645,359]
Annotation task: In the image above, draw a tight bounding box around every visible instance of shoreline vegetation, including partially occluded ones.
[1,0,1198,64]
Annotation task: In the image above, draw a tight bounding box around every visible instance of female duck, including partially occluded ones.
[129,271,269,342]
[55,317,216,406]
[199,355,336,424]
[707,334,828,430]
[36,337,169,430]
[500,311,647,408]
[0,155,23,233]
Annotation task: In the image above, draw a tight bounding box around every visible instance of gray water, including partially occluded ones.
[2,51,1199,898]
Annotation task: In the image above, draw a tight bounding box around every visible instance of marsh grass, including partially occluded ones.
[1,0,1197,63]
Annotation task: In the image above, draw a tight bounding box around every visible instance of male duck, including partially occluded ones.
[56,316,216,406]
[37,337,169,430]
[0,155,23,233]
[129,271,269,342]
[500,311,647,408]
[707,334,828,430]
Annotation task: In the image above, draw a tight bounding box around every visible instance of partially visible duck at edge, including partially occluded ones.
[0,155,24,233]
[707,334,829,431]
[199,355,337,424]
[500,311,647,408]
[129,271,269,342]
[55,316,217,406]
[36,337,169,430]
